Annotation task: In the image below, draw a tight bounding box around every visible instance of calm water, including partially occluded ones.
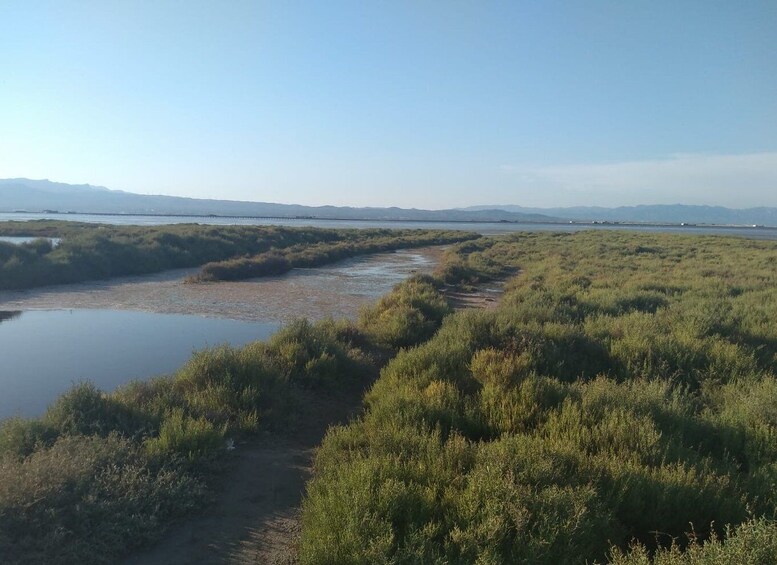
[0,235,61,246]
[2,211,777,239]
[0,309,278,419]
[0,248,439,420]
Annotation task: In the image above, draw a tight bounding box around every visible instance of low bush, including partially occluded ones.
[0,315,381,563]
[0,434,205,565]
[0,221,478,290]
[144,409,225,460]
[300,231,777,564]
[608,518,777,564]
[359,275,452,348]
[193,230,478,283]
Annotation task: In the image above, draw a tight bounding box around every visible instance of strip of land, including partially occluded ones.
[0,220,477,290]
[4,231,777,564]
[0,247,444,322]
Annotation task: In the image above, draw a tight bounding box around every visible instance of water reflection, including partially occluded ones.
[0,236,61,246]
[0,311,21,324]
[0,248,441,322]
[0,309,278,419]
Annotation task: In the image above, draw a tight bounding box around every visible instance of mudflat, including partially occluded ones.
[0,247,444,322]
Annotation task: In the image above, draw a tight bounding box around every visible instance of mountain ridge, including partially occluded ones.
[459,203,777,226]
[0,179,558,223]
[2,179,776,226]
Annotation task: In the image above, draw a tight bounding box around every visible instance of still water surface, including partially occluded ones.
[2,212,777,239]
[0,235,61,246]
[0,249,438,419]
[0,310,277,419]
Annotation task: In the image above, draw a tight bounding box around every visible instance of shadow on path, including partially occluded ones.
[123,389,362,565]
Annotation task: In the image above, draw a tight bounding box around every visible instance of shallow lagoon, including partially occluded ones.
[0,248,439,419]
[0,309,278,419]
[3,212,777,238]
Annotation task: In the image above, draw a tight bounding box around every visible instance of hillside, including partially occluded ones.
[5,179,775,226]
[0,179,558,223]
[461,203,777,226]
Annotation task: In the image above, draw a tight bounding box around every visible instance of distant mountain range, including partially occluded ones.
[459,204,777,226]
[0,179,557,223]
[1,179,776,227]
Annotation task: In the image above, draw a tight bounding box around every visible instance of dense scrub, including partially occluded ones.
[359,274,452,348]
[300,231,777,564]
[193,230,477,282]
[0,220,476,290]
[609,517,777,564]
[0,275,452,564]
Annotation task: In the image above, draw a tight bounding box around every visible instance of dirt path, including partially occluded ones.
[123,441,309,565]
[441,282,506,311]
[122,271,499,565]
[124,390,362,565]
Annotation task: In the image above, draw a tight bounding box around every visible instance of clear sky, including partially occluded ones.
[1,1,776,209]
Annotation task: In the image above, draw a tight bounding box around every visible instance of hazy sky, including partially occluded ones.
[1,1,776,208]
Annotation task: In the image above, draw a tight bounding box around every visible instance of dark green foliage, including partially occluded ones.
[0,221,478,290]
[0,418,53,459]
[266,319,373,388]
[0,434,206,565]
[195,252,290,281]
[43,382,154,439]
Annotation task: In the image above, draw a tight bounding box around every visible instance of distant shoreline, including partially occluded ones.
[1,210,775,230]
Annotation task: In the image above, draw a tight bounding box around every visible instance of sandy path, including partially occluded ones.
[124,441,310,565]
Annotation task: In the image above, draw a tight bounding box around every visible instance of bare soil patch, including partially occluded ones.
[441,283,506,311]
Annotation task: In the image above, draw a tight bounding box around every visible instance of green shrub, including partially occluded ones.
[43,382,153,439]
[0,417,54,458]
[359,275,452,348]
[267,319,372,388]
[607,518,777,564]
[0,434,205,565]
[301,231,777,563]
[145,409,225,460]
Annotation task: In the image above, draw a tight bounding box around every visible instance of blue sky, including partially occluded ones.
[1,1,775,208]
